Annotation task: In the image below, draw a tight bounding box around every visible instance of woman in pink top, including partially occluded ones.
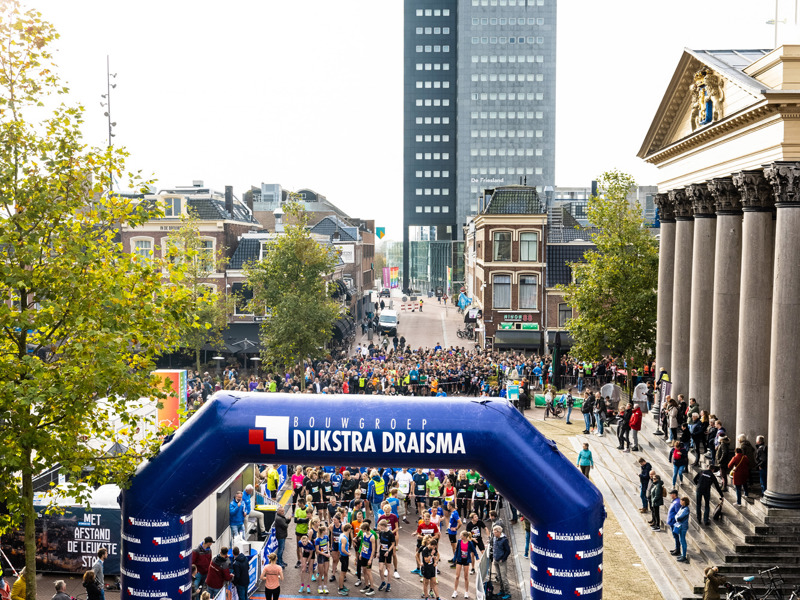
[291,466,305,511]
[261,552,283,600]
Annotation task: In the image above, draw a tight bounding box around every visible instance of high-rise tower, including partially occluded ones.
[403,0,556,291]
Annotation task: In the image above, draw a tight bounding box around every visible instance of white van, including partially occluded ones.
[378,309,399,336]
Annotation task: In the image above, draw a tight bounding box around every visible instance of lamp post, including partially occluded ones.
[251,356,261,378]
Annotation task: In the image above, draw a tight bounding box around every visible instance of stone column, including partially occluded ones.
[654,193,676,377]
[670,189,693,398]
[687,183,716,406]
[731,170,774,444]
[763,162,800,510]
[707,178,743,426]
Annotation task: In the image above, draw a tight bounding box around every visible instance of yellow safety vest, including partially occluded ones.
[374,478,385,496]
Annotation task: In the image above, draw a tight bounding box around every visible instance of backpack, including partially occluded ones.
[673,447,683,461]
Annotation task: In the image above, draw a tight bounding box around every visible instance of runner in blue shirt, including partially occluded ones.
[445,501,462,565]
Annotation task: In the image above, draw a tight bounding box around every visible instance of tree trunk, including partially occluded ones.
[196,345,202,376]
[21,452,36,600]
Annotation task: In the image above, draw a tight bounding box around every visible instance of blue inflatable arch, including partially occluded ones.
[120,393,605,599]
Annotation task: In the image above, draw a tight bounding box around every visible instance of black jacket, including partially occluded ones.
[693,469,724,497]
[274,512,290,539]
[638,462,652,486]
[232,552,250,587]
[755,443,767,470]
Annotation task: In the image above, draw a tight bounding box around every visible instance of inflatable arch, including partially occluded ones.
[120,394,605,599]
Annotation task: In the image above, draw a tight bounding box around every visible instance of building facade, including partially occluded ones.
[403,0,557,291]
[640,46,800,509]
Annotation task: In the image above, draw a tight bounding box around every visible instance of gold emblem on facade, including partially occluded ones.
[690,68,724,131]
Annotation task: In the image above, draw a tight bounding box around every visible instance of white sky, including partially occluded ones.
[27,0,793,240]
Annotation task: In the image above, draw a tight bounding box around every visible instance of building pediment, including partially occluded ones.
[638,49,771,162]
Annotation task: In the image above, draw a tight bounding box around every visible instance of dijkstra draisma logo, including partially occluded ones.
[249,416,290,455]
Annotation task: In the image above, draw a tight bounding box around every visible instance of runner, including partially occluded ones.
[394,468,413,523]
[357,522,376,595]
[420,536,440,600]
[452,531,479,598]
[338,523,352,596]
[376,520,396,593]
[413,469,429,515]
[298,534,315,594]
[315,525,331,594]
[445,501,462,566]
[412,512,440,577]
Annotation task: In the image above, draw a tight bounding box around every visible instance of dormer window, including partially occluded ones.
[164,197,182,217]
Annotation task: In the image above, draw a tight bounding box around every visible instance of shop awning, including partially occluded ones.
[332,315,355,339]
[493,330,543,349]
[547,331,575,347]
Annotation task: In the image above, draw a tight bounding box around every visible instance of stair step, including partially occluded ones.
[726,554,800,563]
[719,564,800,575]
[755,525,800,535]
[745,534,800,544]
[735,544,800,554]
[765,514,800,525]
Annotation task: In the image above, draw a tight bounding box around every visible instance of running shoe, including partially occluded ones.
[296,561,302,568]
[366,588,376,596]
[393,571,400,580]
[378,583,386,592]
[339,589,349,596]
[300,587,305,594]
[355,579,362,587]
[451,592,458,598]
[410,568,421,575]
[313,574,317,582]
[385,584,391,593]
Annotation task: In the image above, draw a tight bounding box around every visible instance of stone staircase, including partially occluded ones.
[570,409,800,600]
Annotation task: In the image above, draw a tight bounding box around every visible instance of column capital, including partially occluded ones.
[654,192,676,223]
[707,177,742,215]
[764,161,800,208]
[669,188,693,220]
[732,170,774,212]
[688,183,715,218]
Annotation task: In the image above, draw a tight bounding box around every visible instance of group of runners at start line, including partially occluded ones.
[290,466,510,599]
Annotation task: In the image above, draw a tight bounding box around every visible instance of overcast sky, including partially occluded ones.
[28,0,792,240]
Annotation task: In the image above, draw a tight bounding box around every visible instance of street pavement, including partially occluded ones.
[359,290,473,352]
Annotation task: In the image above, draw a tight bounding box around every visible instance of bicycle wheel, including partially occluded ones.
[554,406,564,418]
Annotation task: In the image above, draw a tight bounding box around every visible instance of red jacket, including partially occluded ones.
[728,454,750,486]
[629,407,642,431]
[206,555,233,590]
[191,544,212,575]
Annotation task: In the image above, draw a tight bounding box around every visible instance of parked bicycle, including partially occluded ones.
[725,566,786,600]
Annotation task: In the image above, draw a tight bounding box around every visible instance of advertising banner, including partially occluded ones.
[152,369,187,430]
[382,267,390,288]
[248,549,259,594]
[2,506,121,574]
[390,266,399,289]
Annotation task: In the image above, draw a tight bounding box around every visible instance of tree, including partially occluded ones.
[560,170,659,371]
[164,212,234,374]
[244,199,341,388]
[0,4,191,597]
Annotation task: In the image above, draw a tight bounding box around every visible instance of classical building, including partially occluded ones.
[639,46,800,510]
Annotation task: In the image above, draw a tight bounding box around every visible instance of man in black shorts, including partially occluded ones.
[467,513,487,574]
[376,520,395,593]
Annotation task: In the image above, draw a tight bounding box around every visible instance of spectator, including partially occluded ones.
[191,535,214,592]
[52,580,71,600]
[206,547,233,598]
[576,443,593,478]
[728,448,751,505]
[92,547,107,600]
[230,490,247,539]
[665,489,681,556]
[231,546,250,600]
[82,569,102,600]
[693,465,724,526]
[629,403,643,451]
[491,526,511,600]
[637,458,652,514]
[274,505,291,568]
[10,568,25,600]
[755,436,768,494]
[649,474,664,532]
[673,497,691,563]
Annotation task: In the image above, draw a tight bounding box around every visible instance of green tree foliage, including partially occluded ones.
[0,3,191,596]
[164,212,234,374]
[560,170,659,368]
[244,199,341,387]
